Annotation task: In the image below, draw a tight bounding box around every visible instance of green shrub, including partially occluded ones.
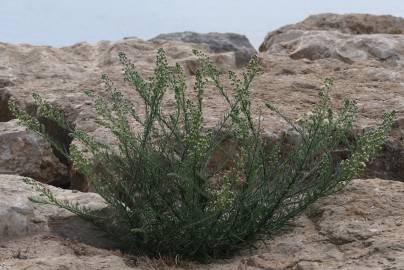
[11,49,394,261]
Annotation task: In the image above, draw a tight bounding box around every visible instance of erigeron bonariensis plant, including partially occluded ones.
[10,49,395,261]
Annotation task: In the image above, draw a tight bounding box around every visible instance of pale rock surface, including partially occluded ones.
[259,13,404,52]
[233,178,404,270]
[256,14,404,181]
[259,14,404,66]
[262,29,404,65]
[1,175,404,269]
[0,174,107,241]
[0,174,131,270]
[0,120,68,185]
[0,235,136,270]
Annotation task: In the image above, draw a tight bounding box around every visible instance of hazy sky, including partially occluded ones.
[1,0,404,48]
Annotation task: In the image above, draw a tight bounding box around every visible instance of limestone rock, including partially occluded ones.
[178,51,237,75]
[0,34,404,190]
[262,29,404,65]
[0,174,107,240]
[150,31,257,67]
[234,178,404,270]
[260,13,404,52]
[1,241,137,270]
[0,120,68,185]
[259,20,404,176]
[0,38,243,189]
[1,28,404,187]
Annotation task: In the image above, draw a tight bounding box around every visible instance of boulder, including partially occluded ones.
[0,175,134,270]
[0,120,68,185]
[1,29,404,189]
[0,174,107,241]
[150,31,257,67]
[255,51,404,179]
[1,245,136,270]
[0,38,243,190]
[261,29,404,65]
[234,178,404,270]
[255,17,404,180]
[260,13,404,52]
[178,51,237,75]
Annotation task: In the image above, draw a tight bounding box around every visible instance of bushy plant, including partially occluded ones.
[10,49,394,261]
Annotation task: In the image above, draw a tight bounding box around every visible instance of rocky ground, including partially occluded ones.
[1,13,404,269]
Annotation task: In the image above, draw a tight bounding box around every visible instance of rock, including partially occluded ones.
[0,175,134,270]
[260,14,404,178]
[259,13,404,65]
[1,27,404,187]
[256,53,404,180]
[0,33,404,187]
[0,38,243,190]
[0,78,14,88]
[178,51,237,75]
[366,67,402,81]
[0,174,107,241]
[261,29,404,65]
[234,178,404,270]
[1,242,137,270]
[260,13,404,52]
[150,31,257,67]
[0,120,69,185]
[2,175,404,269]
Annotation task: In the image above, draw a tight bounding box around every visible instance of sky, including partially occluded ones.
[1,0,404,49]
